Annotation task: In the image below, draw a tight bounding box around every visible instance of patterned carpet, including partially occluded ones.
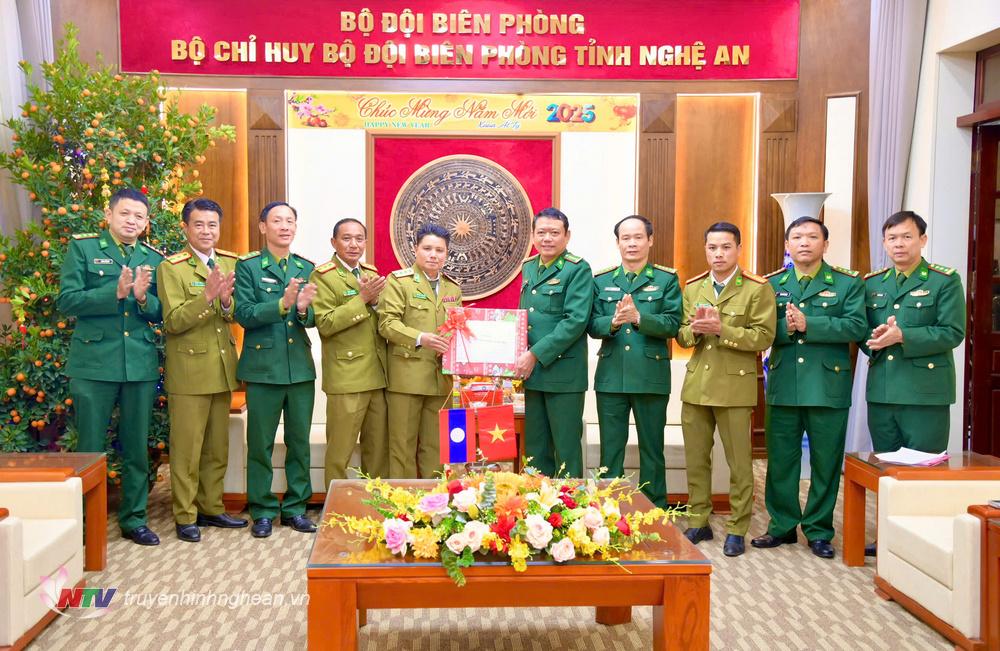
[31,461,949,650]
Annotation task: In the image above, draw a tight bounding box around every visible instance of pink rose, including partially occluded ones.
[445,531,468,554]
[592,526,611,546]
[463,520,490,553]
[582,507,604,531]
[525,514,554,550]
[383,518,412,555]
[550,536,576,563]
[451,487,478,513]
[417,492,451,518]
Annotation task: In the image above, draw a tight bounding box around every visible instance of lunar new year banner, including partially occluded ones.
[120,0,799,80]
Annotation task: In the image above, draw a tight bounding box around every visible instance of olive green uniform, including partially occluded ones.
[158,245,240,525]
[519,252,593,478]
[57,230,164,534]
[310,257,388,485]
[234,248,316,521]
[861,258,966,452]
[677,268,776,536]
[377,265,462,479]
[763,261,867,541]
[588,263,682,507]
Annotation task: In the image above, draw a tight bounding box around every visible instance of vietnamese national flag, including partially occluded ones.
[439,408,475,464]
[477,405,517,461]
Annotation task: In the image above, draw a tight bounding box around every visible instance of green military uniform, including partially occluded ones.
[763,261,867,541]
[234,248,316,521]
[519,251,593,478]
[377,265,462,479]
[676,267,776,536]
[589,263,682,508]
[861,258,966,452]
[158,245,239,525]
[57,230,164,534]
[310,257,389,485]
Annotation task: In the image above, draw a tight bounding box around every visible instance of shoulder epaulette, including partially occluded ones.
[442,272,459,285]
[215,248,238,259]
[564,253,582,264]
[166,251,191,265]
[71,232,98,240]
[864,267,889,280]
[686,270,709,284]
[653,264,677,275]
[392,268,414,278]
[314,260,337,274]
[595,266,616,276]
[523,254,539,265]
[929,263,956,276]
[833,265,860,277]
[293,253,314,265]
[239,251,261,261]
[140,242,164,257]
[360,262,378,272]
[763,268,786,278]
[742,271,766,284]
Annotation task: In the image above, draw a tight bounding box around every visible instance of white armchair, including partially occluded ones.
[0,474,85,649]
[876,475,1000,649]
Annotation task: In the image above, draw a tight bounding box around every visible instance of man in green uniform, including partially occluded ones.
[862,210,966,453]
[311,218,389,485]
[677,222,776,557]
[750,217,866,559]
[589,215,681,508]
[516,208,594,478]
[378,223,462,479]
[235,201,318,538]
[159,198,248,542]
[57,188,165,546]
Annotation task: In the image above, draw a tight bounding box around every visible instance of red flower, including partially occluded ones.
[447,479,464,495]
[559,494,577,509]
[559,484,573,493]
[615,518,631,536]
[547,512,563,528]
[139,185,148,195]
[490,514,516,542]
[398,513,410,522]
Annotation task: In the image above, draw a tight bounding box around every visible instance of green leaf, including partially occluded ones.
[441,549,467,587]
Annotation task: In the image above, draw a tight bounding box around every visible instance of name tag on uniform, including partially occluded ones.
[190,281,206,287]
[818,290,836,297]
[344,289,358,296]
[910,289,930,297]
[546,278,560,285]
[261,277,279,284]
[643,285,659,292]
[776,290,791,298]
[604,287,621,292]
[92,258,114,265]
[871,292,885,297]
[443,296,458,303]
[414,292,428,300]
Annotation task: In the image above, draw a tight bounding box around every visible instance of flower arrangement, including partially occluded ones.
[325,470,686,586]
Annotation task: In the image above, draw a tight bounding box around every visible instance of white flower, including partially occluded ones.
[526,480,561,511]
[582,506,604,531]
[550,536,576,563]
[463,520,490,553]
[451,487,478,513]
[445,532,468,555]
[602,498,621,522]
[592,526,611,547]
[524,514,554,550]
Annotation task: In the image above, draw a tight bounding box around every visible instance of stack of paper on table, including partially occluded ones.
[874,447,950,466]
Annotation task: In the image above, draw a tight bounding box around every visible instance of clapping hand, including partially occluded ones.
[282,277,303,311]
[132,266,152,303]
[867,315,903,350]
[690,305,722,335]
[785,302,807,333]
[359,274,386,305]
[296,282,318,312]
[218,271,236,308]
[116,265,134,300]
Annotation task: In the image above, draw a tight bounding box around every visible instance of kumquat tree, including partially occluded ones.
[0,25,235,487]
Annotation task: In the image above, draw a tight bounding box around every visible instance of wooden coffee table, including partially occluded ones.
[986,518,1000,651]
[842,451,1000,567]
[307,479,711,650]
[0,452,107,571]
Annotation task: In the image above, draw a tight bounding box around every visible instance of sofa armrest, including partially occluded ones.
[877,476,1000,517]
[0,516,24,646]
[953,513,984,638]
[0,477,83,520]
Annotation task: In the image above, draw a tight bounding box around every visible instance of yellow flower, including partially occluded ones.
[508,536,530,572]
[387,486,419,511]
[411,527,440,559]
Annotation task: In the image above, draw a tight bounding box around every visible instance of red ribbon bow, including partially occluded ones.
[438,307,474,340]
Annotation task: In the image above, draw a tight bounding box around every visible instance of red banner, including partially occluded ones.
[119,0,799,80]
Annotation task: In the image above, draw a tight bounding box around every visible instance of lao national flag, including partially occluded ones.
[477,405,517,461]
[439,408,475,464]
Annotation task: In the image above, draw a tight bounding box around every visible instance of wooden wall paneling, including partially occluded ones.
[247,90,287,251]
[639,134,676,268]
[758,96,798,274]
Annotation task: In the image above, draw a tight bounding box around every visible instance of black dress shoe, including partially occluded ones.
[197,512,249,528]
[864,542,877,557]
[280,514,317,533]
[176,523,201,543]
[723,534,745,557]
[122,525,160,546]
[809,539,835,559]
[750,530,797,548]
[251,518,273,538]
[683,526,714,544]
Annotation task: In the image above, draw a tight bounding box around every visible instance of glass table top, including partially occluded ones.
[0,452,106,475]
[846,450,1000,471]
